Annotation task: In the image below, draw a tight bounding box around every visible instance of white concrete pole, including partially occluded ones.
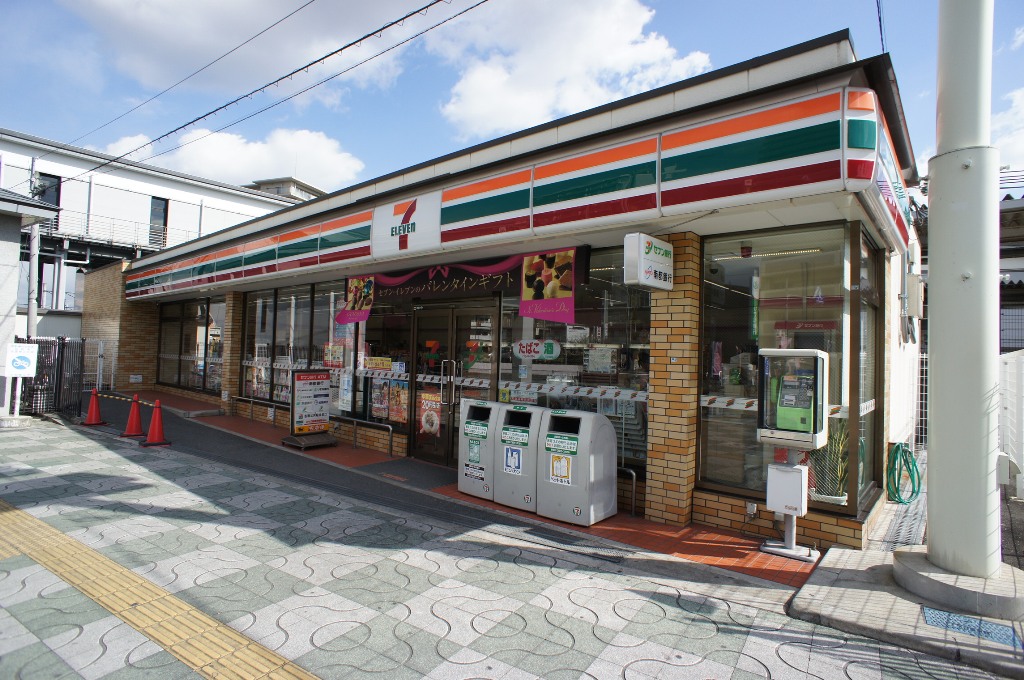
[27,222,39,337]
[927,0,1001,577]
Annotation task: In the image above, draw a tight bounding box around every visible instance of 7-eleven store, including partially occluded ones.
[92,32,922,549]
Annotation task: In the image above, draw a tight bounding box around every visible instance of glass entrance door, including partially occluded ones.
[410,304,496,465]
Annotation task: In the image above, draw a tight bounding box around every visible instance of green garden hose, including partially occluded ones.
[886,442,921,504]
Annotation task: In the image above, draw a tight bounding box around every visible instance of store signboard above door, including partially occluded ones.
[623,233,673,291]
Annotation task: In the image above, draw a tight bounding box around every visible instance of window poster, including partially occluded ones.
[335,276,375,324]
[388,379,409,424]
[418,391,442,437]
[335,372,353,412]
[520,249,575,324]
[370,377,390,419]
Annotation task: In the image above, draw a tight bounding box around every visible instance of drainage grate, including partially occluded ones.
[880,450,928,551]
[922,606,1022,649]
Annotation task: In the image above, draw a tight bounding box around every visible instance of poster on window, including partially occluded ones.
[388,379,409,424]
[335,372,353,412]
[520,249,575,324]
[335,276,375,325]
[370,377,389,419]
[418,391,442,437]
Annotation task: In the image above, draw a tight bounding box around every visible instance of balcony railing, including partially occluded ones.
[29,208,201,251]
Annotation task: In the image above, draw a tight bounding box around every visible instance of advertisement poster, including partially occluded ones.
[290,371,331,435]
[335,276,375,325]
[388,379,409,424]
[520,249,575,324]
[336,372,353,412]
[418,391,442,437]
[370,378,390,419]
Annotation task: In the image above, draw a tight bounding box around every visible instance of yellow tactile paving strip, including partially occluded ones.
[0,499,318,680]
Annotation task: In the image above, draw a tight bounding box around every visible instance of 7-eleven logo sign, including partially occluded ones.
[390,200,417,250]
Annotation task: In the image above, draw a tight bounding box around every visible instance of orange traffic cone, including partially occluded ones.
[83,389,106,426]
[140,400,170,447]
[120,394,144,437]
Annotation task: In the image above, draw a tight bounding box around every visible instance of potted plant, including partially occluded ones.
[808,417,849,504]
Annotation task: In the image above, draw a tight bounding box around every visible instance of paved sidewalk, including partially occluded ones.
[0,419,1009,679]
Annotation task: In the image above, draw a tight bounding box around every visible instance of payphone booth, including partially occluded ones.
[756,349,828,563]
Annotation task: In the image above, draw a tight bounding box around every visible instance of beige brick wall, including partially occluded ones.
[644,232,701,526]
[693,490,866,550]
[82,260,159,391]
[81,260,128,353]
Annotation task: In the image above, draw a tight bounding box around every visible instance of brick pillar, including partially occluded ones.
[221,293,244,398]
[645,232,701,526]
[118,297,159,389]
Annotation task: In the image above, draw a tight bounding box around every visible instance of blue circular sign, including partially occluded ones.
[11,356,31,371]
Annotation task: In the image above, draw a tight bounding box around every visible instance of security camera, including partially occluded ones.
[709,263,720,275]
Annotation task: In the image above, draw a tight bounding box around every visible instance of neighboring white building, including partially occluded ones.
[0,127,303,324]
[245,177,326,202]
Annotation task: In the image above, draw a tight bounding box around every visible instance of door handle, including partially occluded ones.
[450,360,460,405]
[439,357,448,406]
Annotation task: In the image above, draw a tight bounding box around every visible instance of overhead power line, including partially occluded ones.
[136,0,490,168]
[68,0,321,147]
[20,0,454,195]
[16,0,319,193]
[102,0,451,171]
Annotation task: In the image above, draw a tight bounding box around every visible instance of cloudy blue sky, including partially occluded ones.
[2,0,1022,193]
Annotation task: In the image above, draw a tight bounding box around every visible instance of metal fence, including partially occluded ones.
[916,352,929,452]
[11,337,86,418]
[1000,349,1024,497]
[81,340,117,392]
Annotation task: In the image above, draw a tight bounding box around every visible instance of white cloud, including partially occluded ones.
[1013,26,1024,50]
[56,0,430,99]
[102,129,364,191]
[427,0,712,139]
[99,134,154,162]
[993,88,1024,170]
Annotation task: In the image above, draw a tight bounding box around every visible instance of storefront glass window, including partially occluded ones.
[272,285,312,402]
[312,282,356,417]
[158,304,182,385]
[206,300,225,393]
[361,302,412,423]
[242,289,275,400]
[181,301,204,389]
[700,226,849,503]
[858,238,880,500]
[499,247,651,466]
[156,297,224,394]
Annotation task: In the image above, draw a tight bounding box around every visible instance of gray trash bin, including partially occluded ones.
[536,409,618,526]
[493,404,548,512]
[457,400,502,499]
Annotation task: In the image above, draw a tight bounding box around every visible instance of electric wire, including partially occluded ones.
[875,0,887,53]
[12,0,319,194]
[886,441,921,504]
[14,0,455,195]
[135,0,490,168]
[66,0,320,148]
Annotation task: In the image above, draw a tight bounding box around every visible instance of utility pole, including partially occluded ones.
[925,0,1000,577]
[27,158,39,338]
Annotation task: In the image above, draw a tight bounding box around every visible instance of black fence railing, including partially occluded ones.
[12,336,86,418]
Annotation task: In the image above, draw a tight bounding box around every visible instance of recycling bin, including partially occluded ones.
[536,409,618,526]
[457,400,502,499]
[493,403,548,512]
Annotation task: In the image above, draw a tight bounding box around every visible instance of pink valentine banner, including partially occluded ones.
[335,276,375,324]
[519,248,575,324]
